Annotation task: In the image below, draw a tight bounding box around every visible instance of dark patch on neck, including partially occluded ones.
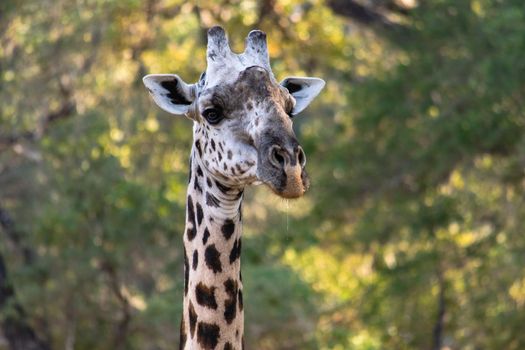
[238,289,243,311]
[189,301,197,338]
[179,314,187,350]
[224,342,233,350]
[206,192,221,207]
[197,322,220,349]
[223,279,238,324]
[194,176,203,193]
[195,140,203,158]
[186,196,197,240]
[160,79,192,105]
[188,158,192,183]
[195,282,218,309]
[229,238,241,264]
[215,180,231,193]
[221,219,235,240]
[224,278,237,297]
[204,244,222,273]
[192,250,198,270]
[211,139,216,151]
[235,190,244,200]
[202,227,210,245]
[197,165,204,177]
[183,247,189,296]
[196,203,204,226]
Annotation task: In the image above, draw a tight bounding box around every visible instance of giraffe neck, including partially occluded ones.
[180,149,244,350]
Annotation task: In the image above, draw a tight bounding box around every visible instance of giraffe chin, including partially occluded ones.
[278,186,306,199]
[260,165,310,199]
[264,180,306,199]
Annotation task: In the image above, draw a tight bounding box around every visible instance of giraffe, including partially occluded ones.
[143,26,325,350]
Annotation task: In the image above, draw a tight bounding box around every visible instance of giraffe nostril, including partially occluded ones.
[269,146,286,168]
[297,146,306,168]
[274,152,285,166]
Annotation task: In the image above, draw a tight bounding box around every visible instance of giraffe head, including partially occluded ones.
[143,26,324,198]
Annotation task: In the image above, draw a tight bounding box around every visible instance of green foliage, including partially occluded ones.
[1,0,525,349]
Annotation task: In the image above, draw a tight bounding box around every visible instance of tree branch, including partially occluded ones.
[0,205,35,266]
[0,253,50,350]
[0,99,76,149]
[431,267,446,350]
[0,23,103,150]
[100,261,132,350]
[327,0,411,36]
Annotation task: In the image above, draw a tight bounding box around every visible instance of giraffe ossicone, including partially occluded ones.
[143,26,325,350]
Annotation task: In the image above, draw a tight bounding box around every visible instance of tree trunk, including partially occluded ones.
[431,268,446,350]
[0,255,51,350]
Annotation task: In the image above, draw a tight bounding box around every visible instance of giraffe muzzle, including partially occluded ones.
[262,144,309,198]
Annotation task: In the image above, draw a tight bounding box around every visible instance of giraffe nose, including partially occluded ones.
[268,145,306,169]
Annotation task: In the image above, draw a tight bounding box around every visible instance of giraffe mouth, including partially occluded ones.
[258,164,310,199]
[266,184,306,199]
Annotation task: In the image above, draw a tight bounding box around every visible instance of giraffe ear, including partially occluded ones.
[143,74,196,115]
[280,77,325,115]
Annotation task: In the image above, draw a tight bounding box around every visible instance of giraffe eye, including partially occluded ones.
[202,107,224,125]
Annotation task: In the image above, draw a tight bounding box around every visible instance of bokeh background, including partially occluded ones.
[1,0,525,349]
